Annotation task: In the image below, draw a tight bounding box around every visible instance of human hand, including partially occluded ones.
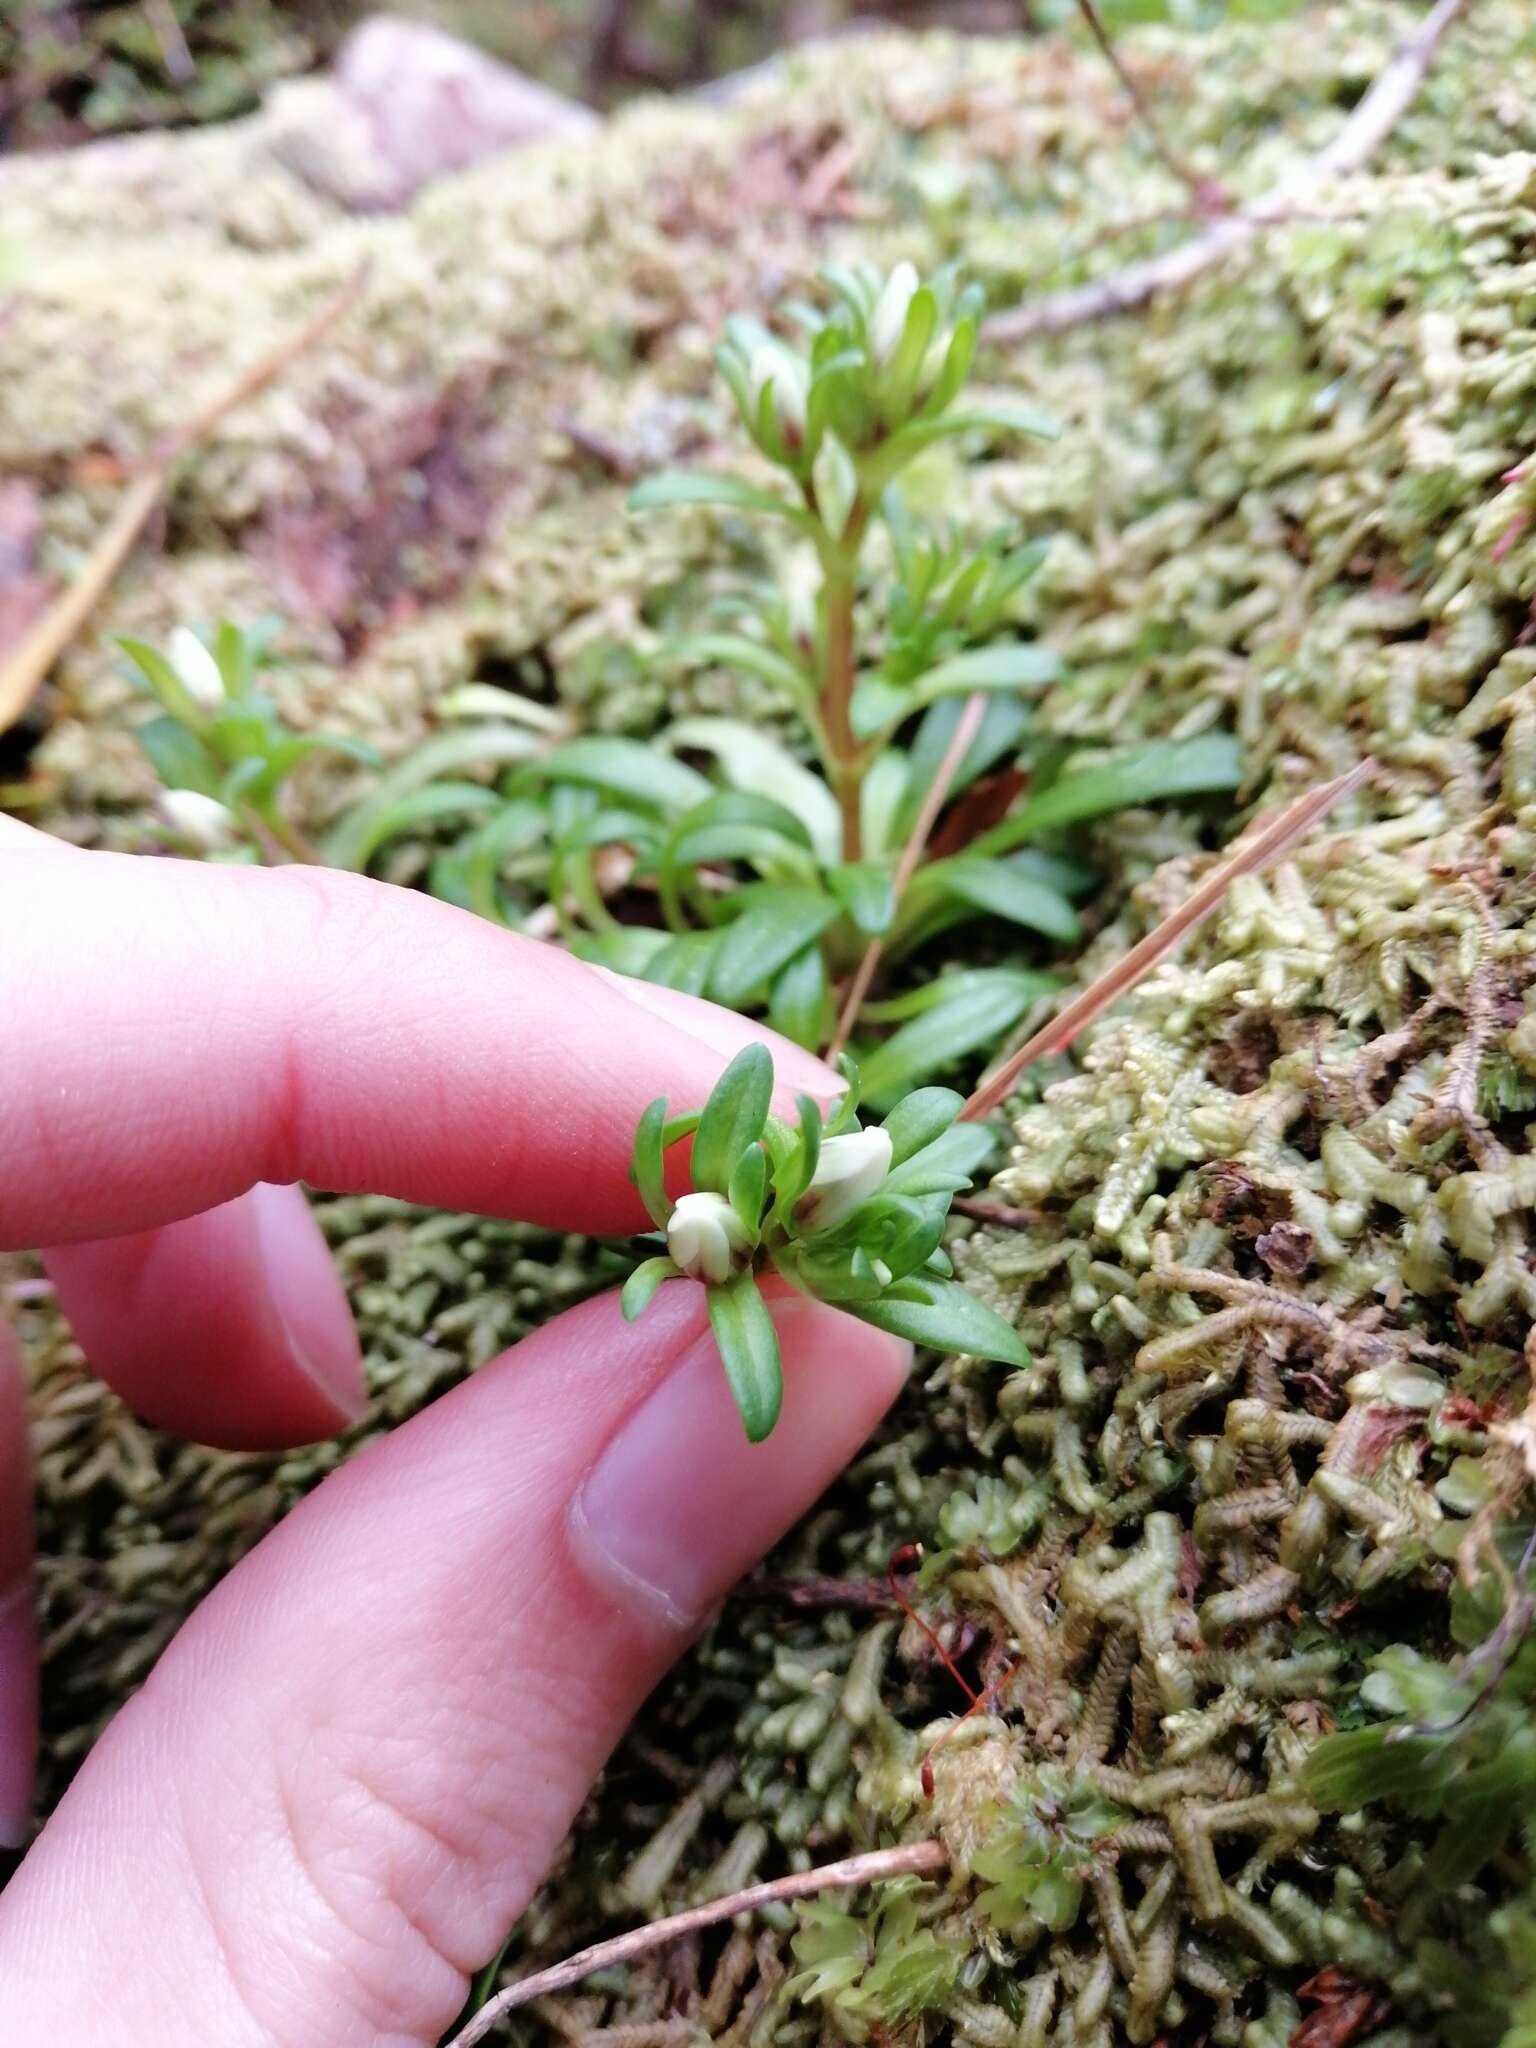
[0,817,910,2046]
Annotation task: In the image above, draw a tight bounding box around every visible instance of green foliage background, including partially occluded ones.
[7,2,1536,2042]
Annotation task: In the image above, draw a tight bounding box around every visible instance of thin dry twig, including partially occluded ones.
[0,267,369,735]
[445,1840,950,2047]
[960,758,1374,1121]
[985,0,1472,343]
[827,690,989,1061]
[1074,0,1227,212]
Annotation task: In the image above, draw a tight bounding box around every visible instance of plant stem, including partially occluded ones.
[818,505,869,866]
[444,1839,949,2047]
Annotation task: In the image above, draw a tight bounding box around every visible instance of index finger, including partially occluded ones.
[0,840,838,1248]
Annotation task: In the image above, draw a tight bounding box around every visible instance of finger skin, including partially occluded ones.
[0,841,838,1248]
[0,1288,909,2048]
[42,1182,365,1449]
[0,1322,37,1847]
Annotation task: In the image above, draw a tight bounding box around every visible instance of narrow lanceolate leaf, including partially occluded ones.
[916,854,1080,943]
[621,1256,678,1323]
[540,737,712,817]
[693,1043,774,1194]
[848,1275,1029,1368]
[858,969,1052,1110]
[631,1097,673,1230]
[974,734,1245,855]
[728,1144,769,1238]
[880,1087,964,1167]
[768,944,829,1051]
[913,643,1063,706]
[708,1270,784,1443]
[709,891,840,1008]
[628,472,804,521]
[884,1122,997,1198]
[827,861,897,936]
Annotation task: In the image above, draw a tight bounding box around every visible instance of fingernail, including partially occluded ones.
[588,965,841,1101]
[251,1182,368,1428]
[0,1578,37,1849]
[570,1299,910,1629]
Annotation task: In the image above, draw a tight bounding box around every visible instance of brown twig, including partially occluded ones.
[985,0,1472,343]
[0,267,369,735]
[1074,0,1227,212]
[950,1195,1045,1230]
[827,690,988,1060]
[444,1840,949,2047]
[960,758,1374,1122]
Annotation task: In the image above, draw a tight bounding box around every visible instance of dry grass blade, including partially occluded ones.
[445,1839,949,2047]
[1074,0,1226,211]
[0,266,369,736]
[960,758,1374,1121]
[984,0,1471,342]
[826,690,988,1061]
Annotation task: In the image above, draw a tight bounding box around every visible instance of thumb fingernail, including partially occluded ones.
[251,1182,368,1428]
[570,1294,909,1629]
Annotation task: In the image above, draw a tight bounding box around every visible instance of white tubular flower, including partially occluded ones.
[159,788,240,850]
[749,342,810,444]
[799,1126,893,1232]
[869,261,919,365]
[667,1192,751,1286]
[169,627,226,711]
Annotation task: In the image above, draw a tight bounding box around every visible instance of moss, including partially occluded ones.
[10,2,1536,2042]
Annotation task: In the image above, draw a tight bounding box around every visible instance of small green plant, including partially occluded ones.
[121,622,378,861]
[621,1043,1028,1441]
[970,1766,1126,1947]
[787,1874,964,2038]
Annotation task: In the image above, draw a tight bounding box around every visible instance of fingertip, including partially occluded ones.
[43,1184,365,1452]
[586,966,843,1105]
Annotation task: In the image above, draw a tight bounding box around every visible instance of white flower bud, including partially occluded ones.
[749,342,809,444]
[159,788,240,850]
[869,261,919,365]
[667,1191,751,1286]
[798,1126,893,1232]
[169,627,226,711]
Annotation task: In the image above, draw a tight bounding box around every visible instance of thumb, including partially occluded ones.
[0,1284,909,2048]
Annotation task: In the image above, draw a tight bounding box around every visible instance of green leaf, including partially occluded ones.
[848,1274,1029,1367]
[827,860,897,936]
[541,737,711,817]
[630,1097,673,1231]
[568,927,672,976]
[664,718,841,865]
[642,931,723,996]
[775,1093,823,1222]
[329,782,501,872]
[118,634,209,728]
[676,634,817,714]
[888,399,1060,465]
[621,1256,678,1322]
[914,854,1080,942]
[861,750,911,861]
[137,714,221,797]
[812,429,858,541]
[975,734,1245,854]
[823,1056,862,1137]
[913,643,1062,705]
[880,1087,964,1166]
[858,970,1052,1109]
[709,890,840,1008]
[322,726,545,870]
[628,472,803,521]
[900,695,1029,831]
[693,1043,774,1194]
[461,799,550,925]
[729,1144,769,1236]
[708,1270,784,1442]
[769,943,829,1050]
[885,1122,997,1197]
[850,673,910,742]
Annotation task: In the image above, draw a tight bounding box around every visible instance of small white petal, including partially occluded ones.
[870,261,919,365]
[667,1191,750,1286]
[169,627,226,710]
[799,1126,893,1232]
[749,342,809,440]
[159,788,240,850]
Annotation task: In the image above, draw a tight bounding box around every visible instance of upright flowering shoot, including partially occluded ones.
[622,1046,1028,1442]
